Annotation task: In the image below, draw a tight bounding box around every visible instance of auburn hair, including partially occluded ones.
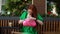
[28,4,37,18]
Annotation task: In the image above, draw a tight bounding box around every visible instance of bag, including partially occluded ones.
[23,18,36,27]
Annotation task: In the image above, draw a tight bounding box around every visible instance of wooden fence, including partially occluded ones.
[0,17,60,34]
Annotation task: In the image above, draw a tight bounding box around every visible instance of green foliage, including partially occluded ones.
[47,2,53,12]
[2,0,32,16]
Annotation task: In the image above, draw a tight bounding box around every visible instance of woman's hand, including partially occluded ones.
[27,16,36,20]
[30,17,36,20]
[18,20,24,24]
[27,14,36,20]
[37,20,43,25]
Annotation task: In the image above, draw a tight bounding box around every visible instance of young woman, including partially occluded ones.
[18,4,43,34]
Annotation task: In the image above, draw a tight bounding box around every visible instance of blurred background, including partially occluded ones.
[0,0,32,16]
[0,0,60,34]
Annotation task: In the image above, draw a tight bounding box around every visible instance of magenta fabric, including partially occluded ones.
[23,18,36,27]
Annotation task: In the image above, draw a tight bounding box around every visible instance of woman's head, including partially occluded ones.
[28,4,37,18]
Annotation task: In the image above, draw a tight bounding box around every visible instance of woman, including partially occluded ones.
[18,4,43,34]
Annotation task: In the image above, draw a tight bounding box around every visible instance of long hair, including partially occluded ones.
[28,5,38,29]
[28,4,37,18]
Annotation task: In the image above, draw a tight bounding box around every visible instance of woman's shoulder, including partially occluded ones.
[37,13,43,21]
[22,11,28,14]
[19,11,28,20]
[21,11,28,15]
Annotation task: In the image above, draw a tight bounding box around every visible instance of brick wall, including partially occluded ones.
[34,0,45,15]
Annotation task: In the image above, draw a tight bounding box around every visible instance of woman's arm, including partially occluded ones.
[37,20,43,25]
[18,20,24,24]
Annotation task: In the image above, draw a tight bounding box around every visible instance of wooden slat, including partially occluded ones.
[0,19,60,34]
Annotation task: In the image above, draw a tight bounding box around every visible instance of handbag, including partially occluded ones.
[23,18,36,27]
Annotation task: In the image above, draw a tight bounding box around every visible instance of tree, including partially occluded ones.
[2,0,32,16]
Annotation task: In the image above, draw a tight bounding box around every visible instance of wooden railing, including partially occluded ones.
[0,17,19,34]
[39,17,60,34]
[0,17,60,34]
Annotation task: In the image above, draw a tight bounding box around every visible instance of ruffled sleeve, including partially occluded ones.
[19,11,28,20]
[37,13,43,21]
